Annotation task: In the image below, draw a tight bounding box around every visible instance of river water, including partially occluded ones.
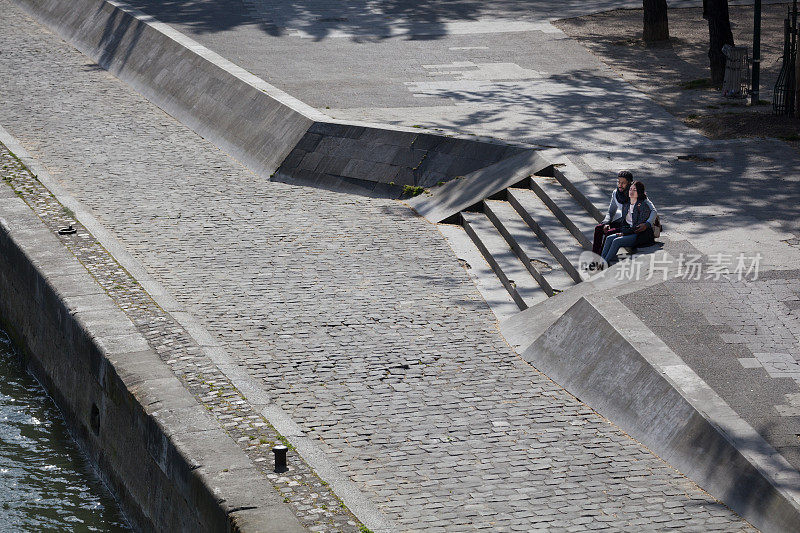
[0,329,130,531]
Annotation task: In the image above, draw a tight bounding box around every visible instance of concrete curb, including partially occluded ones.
[0,134,305,531]
[503,256,800,533]
[0,124,398,533]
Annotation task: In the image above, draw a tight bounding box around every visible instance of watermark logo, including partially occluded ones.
[578,251,608,279]
[578,251,763,282]
[676,252,762,281]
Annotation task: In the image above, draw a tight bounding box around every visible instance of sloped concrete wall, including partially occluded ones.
[16,0,530,198]
[526,296,800,533]
[17,0,318,179]
[275,122,526,197]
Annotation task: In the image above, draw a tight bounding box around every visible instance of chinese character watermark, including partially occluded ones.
[579,251,762,282]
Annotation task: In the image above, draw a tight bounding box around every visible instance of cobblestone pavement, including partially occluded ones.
[0,142,361,532]
[0,0,757,530]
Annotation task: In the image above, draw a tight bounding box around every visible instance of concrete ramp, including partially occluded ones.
[524,294,800,533]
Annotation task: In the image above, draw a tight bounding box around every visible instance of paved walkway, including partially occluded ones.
[0,0,759,530]
[110,0,800,481]
[117,0,800,238]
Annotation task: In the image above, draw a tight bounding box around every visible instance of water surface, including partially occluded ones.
[0,329,130,531]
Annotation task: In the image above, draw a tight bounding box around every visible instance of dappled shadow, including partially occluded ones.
[61,0,800,243]
[120,0,485,40]
[404,67,688,143]
[122,0,257,35]
[398,63,800,239]
[116,0,662,41]
[80,2,800,244]
[96,4,145,72]
[555,4,790,111]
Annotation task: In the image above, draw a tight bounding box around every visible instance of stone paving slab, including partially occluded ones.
[0,0,759,529]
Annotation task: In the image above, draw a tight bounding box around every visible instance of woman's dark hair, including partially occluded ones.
[631,180,647,201]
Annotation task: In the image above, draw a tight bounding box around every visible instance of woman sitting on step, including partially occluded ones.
[600,180,657,265]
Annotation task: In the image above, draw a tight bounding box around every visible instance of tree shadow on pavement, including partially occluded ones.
[94,0,800,242]
[117,0,654,41]
[554,5,790,114]
[403,65,800,238]
[120,0,483,40]
[96,5,145,72]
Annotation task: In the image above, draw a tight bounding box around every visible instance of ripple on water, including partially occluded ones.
[0,330,130,531]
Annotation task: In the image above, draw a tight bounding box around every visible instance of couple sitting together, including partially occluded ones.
[592,170,659,265]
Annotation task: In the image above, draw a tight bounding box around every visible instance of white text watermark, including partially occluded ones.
[578,252,762,282]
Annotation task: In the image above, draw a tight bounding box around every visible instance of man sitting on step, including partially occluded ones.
[592,170,633,255]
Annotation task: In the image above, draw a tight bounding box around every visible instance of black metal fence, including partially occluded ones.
[774,2,798,115]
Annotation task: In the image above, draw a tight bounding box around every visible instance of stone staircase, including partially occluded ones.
[437,166,605,319]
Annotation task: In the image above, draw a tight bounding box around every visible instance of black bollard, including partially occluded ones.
[272,445,288,473]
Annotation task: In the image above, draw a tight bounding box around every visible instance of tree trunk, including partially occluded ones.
[703,0,735,85]
[643,0,669,42]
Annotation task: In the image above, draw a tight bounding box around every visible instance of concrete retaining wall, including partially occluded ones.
[407,150,552,223]
[16,0,529,199]
[524,295,800,533]
[17,0,319,181]
[0,187,303,531]
[275,122,526,197]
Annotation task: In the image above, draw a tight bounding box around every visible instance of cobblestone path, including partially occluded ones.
[1,137,362,532]
[0,0,756,530]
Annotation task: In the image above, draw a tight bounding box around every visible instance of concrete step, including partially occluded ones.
[437,223,520,321]
[461,211,547,310]
[506,188,586,282]
[529,175,597,249]
[482,200,554,296]
[483,200,577,295]
[545,160,605,223]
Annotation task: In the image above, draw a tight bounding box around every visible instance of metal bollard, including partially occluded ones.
[272,445,288,473]
[57,225,77,235]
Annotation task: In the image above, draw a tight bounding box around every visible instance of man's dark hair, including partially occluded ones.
[617,170,634,183]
